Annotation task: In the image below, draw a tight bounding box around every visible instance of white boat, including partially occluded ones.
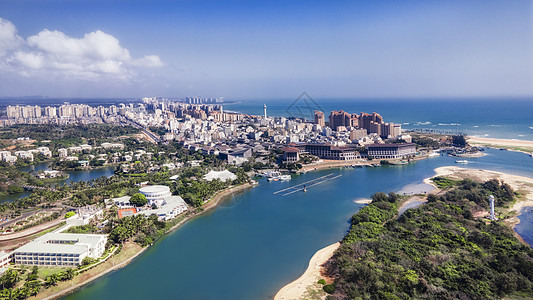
[279,175,291,181]
[455,160,469,164]
[266,171,281,178]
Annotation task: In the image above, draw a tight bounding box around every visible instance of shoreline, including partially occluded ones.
[36,182,254,300]
[275,165,533,299]
[425,166,533,244]
[468,136,533,155]
[274,242,340,300]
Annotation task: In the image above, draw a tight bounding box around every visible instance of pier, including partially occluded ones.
[273,173,342,196]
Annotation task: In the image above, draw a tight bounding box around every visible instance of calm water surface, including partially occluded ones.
[66,149,533,300]
[1,163,116,204]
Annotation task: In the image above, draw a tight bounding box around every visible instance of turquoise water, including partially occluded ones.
[65,149,533,300]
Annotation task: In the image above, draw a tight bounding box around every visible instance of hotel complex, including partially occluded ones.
[12,233,107,267]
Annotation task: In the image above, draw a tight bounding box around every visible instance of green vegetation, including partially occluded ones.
[65,224,98,234]
[325,179,533,299]
[0,266,76,299]
[412,136,440,149]
[452,135,468,148]
[129,193,147,207]
[64,211,75,218]
[431,176,461,189]
[318,279,327,285]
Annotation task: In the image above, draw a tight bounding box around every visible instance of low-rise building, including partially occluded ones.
[12,233,107,267]
[366,143,416,159]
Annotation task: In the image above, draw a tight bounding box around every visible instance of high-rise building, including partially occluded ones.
[329,110,352,130]
[314,110,325,127]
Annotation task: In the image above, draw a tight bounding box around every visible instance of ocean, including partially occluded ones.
[223,97,533,140]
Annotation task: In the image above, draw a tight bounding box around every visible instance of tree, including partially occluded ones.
[129,193,148,207]
[45,273,59,287]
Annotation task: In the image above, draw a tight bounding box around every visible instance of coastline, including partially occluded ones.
[424,166,533,243]
[468,136,533,155]
[274,242,340,300]
[36,182,254,300]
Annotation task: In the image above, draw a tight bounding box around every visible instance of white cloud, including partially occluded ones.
[0,17,163,81]
[13,51,43,69]
[0,18,23,56]
[133,55,164,67]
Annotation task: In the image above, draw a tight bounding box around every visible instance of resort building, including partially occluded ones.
[139,185,172,205]
[0,251,11,268]
[12,233,107,267]
[137,195,188,221]
[138,185,189,220]
[366,143,416,159]
[282,147,300,163]
[286,143,361,161]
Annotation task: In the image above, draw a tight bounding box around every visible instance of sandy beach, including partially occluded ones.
[468,137,533,154]
[274,242,340,300]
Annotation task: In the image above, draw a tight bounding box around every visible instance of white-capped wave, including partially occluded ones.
[473,126,479,128]
[490,124,502,127]
[529,127,533,130]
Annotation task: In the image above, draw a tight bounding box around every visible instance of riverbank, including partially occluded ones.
[468,136,533,155]
[31,182,254,300]
[274,242,340,300]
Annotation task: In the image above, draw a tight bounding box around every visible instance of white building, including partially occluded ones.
[138,185,188,220]
[203,170,237,182]
[13,233,107,267]
[139,185,172,205]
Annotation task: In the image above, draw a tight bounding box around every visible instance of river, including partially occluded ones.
[64,149,533,300]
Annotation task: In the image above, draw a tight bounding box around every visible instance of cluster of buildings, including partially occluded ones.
[2,103,125,126]
[2,97,418,167]
[0,146,52,163]
[108,185,189,221]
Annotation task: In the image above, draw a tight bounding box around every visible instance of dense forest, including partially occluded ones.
[325,179,533,299]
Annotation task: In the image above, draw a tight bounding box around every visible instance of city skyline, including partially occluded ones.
[0,0,532,99]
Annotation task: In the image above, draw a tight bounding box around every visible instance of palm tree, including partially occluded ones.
[64,268,76,280]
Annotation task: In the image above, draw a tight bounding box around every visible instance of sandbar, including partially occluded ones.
[274,242,340,300]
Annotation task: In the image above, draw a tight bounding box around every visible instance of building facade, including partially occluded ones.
[13,233,107,267]
[366,143,416,159]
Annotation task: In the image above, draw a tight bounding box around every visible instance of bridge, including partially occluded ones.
[22,185,58,192]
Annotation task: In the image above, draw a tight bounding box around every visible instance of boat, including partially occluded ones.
[455,160,469,164]
[279,175,291,181]
[303,185,307,192]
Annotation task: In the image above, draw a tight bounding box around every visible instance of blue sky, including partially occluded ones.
[0,0,532,99]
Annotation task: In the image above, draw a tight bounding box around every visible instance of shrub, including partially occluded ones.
[318,279,327,285]
[323,283,336,294]
[64,211,75,218]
